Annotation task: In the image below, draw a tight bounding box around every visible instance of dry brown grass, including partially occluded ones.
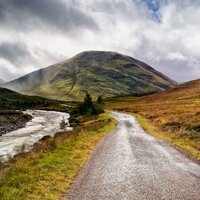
[106,79,200,160]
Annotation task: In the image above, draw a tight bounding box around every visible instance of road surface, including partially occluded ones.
[64,112,200,200]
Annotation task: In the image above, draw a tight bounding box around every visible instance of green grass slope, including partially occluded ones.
[4,51,176,101]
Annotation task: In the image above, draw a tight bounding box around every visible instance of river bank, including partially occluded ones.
[0,113,117,200]
[0,110,70,162]
[0,110,32,136]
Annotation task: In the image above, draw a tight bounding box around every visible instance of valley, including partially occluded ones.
[0,52,199,200]
[1,1,199,199]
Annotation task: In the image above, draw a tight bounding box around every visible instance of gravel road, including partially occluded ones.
[64,112,200,200]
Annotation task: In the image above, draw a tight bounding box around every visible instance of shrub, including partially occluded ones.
[165,121,181,128]
[96,95,104,105]
[60,117,66,130]
[187,124,200,133]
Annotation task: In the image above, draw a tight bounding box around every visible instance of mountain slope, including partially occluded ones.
[4,51,176,101]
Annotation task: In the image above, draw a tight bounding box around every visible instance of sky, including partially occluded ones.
[0,0,200,82]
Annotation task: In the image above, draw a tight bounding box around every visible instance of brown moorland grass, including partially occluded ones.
[106,79,200,161]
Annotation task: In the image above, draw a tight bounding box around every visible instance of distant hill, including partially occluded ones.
[0,87,59,109]
[4,51,176,101]
[107,79,200,111]
[138,78,200,102]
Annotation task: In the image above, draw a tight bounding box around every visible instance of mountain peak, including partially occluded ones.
[73,51,132,62]
[4,51,176,101]
[75,50,119,56]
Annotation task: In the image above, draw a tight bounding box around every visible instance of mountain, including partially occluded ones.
[0,87,59,109]
[4,51,176,101]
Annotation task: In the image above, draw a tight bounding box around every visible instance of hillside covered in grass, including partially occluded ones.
[106,79,200,160]
[4,51,176,101]
[0,87,61,110]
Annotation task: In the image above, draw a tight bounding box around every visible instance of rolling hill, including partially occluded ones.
[4,51,176,101]
[106,79,200,160]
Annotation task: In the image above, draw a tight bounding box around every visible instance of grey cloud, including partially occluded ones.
[0,41,66,69]
[125,35,200,83]
[0,42,35,66]
[90,1,127,14]
[0,0,98,33]
[0,0,199,82]
[0,67,14,81]
[148,59,200,82]
[0,42,66,81]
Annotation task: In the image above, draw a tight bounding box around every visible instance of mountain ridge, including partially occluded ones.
[4,51,176,101]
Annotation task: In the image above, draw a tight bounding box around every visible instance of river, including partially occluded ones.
[0,110,71,162]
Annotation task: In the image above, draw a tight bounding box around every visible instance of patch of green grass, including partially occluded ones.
[0,113,117,200]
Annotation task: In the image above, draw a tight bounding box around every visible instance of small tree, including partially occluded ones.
[84,93,93,106]
[82,93,95,113]
[94,95,104,114]
[60,117,66,130]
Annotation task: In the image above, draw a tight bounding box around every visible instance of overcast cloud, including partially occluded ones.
[0,0,199,82]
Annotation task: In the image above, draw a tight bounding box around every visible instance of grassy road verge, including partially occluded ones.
[135,114,200,161]
[0,113,117,200]
[106,80,200,161]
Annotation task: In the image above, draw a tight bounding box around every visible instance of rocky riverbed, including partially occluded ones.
[0,110,32,136]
